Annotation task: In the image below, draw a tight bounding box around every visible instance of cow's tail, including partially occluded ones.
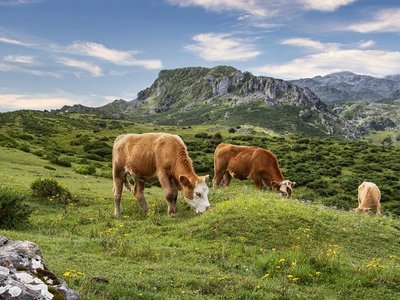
[123,173,135,193]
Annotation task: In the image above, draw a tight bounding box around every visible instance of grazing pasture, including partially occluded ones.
[0,147,399,299]
[0,111,400,299]
[0,111,399,215]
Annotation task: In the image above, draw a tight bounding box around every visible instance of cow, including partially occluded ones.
[112,133,210,217]
[354,181,381,216]
[213,143,295,196]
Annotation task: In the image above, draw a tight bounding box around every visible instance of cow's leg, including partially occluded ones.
[376,204,382,216]
[112,169,124,218]
[222,172,232,187]
[133,179,148,213]
[250,174,264,191]
[159,175,178,215]
[213,160,227,188]
[213,171,225,189]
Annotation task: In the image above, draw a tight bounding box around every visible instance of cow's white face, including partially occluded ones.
[278,180,295,197]
[180,175,210,213]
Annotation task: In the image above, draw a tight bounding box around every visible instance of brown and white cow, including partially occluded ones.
[354,181,381,216]
[213,143,295,196]
[112,133,210,217]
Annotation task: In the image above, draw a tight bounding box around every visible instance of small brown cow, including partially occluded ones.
[354,181,381,215]
[112,133,210,217]
[213,143,295,196]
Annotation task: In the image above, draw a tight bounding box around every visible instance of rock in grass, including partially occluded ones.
[0,235,79,300]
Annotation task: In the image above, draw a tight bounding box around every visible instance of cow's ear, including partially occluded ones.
[291,181,296,187]
[203,175,210,181]
[179,175,192,187]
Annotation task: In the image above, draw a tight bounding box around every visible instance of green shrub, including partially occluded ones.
[30,178,72,203]
[50,155,72,167]
[74,164,96,175]
[18,144,31,153]
[0,188,33,229]
[32,150,44,157]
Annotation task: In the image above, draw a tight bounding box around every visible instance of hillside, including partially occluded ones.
[1,110,399,215]
[291,71,400,102]
[335,100,400,133]
[1,146,400,299]
[57,66,358,138]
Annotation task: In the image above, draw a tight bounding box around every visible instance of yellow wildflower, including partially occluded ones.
[261,273,270,280]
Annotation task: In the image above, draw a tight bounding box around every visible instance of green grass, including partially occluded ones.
[1,147,400,299]
[1,110,400,216]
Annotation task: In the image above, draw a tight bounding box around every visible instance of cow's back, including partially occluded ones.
[113,133,184,177]
[358,182,381,207]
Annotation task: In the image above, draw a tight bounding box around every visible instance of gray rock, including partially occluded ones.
[0,235,79,300]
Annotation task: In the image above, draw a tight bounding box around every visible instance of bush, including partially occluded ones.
[74,164,96,175]
[50,155,72,167]
[18,144,31,153]
[30,178,72,203]
[0,188,33,229]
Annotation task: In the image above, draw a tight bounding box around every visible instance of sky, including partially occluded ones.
[0,0,400,111]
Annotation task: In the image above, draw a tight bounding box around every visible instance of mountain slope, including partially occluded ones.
[1,146,400,299]
[57,66,358,138]
[292,71,400,102]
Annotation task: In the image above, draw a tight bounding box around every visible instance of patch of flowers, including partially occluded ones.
[63,269,84,278]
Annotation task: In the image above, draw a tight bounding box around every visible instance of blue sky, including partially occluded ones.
[1,0,400,111]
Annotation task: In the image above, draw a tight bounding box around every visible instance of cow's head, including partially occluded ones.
[272,180,296,197]
[179,175,210,213]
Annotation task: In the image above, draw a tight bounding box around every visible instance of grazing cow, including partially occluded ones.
[112,133,210,217]
[213,143,295,196]
[354,181,381,216]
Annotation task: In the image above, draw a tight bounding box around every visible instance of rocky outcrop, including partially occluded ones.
[52,65,361,138]
[292,71,400,102]
[0,236,79,300]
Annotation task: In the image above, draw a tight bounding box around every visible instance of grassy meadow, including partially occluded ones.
[1,110,400,299]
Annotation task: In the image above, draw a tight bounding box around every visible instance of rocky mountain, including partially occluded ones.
[292,71,400,102]
[57,66,358,138]
[334,98,400,133]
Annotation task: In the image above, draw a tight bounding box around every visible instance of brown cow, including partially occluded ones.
[112,133,210,217]
[213,143,295,196]
[354,181,381,215]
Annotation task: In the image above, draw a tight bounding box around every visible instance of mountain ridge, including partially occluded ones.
[56,66,359,138]
[292,72,400,102]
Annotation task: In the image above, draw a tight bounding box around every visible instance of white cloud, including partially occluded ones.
[0,90,115,112]
[254,39,400,79]
[0,35,32,46]
[184,33,261,61]
[59,58,103,77]
[168,0,357,22]
[280,38,339,51]
[358,40,375,49]
[301,0,357,12]
[0,61,61,77]
[168,0,270,17]
[0,0,39,5]
[3,55,37,64]
[346,9,400,33]
[67,41,162,69]
[0,33,162,70]
[0,93,78,111]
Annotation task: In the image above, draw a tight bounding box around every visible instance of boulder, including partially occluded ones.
[0,236,79,300]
